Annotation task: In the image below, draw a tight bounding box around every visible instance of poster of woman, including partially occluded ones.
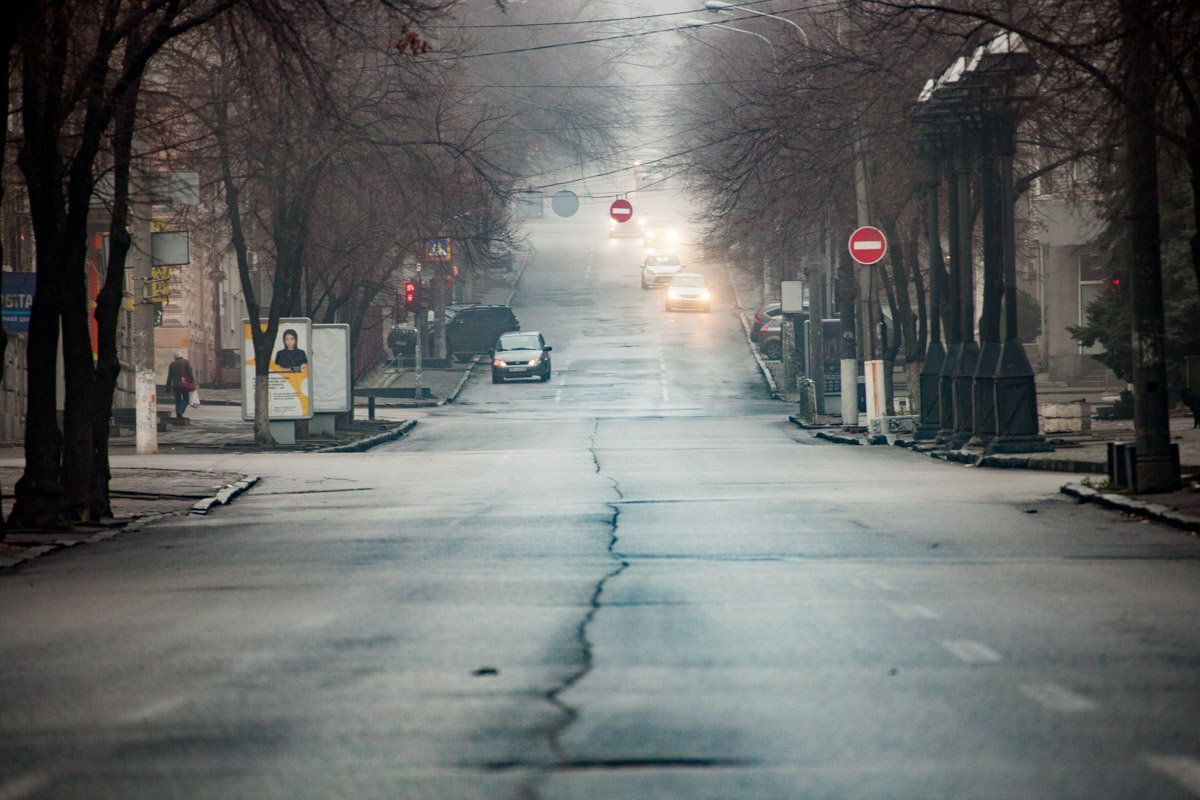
[273,328,309,373]
[241,317,313,421]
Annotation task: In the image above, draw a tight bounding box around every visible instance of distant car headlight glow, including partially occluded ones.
[667,288,681,299]
[701,289,711,300]
[493,359,507,367]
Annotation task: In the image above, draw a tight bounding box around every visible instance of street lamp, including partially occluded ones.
[684,18,776,54]
[703,0,810,46]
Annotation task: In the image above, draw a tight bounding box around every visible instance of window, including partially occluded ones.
[1078,250,1108,355]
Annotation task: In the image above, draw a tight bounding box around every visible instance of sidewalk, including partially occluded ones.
[0,467,255,568]
[725,269,785,398]
[131,255,532,447]
[354,257,529,408]
[721,269,1200,532]
[0,251,533,564]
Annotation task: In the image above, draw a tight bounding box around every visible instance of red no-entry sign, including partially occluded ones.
[848,226,888,265]
[609,198,633,223]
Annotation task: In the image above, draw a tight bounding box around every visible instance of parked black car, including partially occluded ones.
[758,317,783,360]
[444,304,520,361]
[749,303,783,342]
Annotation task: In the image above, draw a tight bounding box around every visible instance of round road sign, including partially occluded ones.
[609,198,633,223]
[848,226,888,265]
[551,190,580,218]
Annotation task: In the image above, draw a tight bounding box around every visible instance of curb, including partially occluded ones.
[738,312,779,397]
[814,430,863,446]
[444,359,478,404]
[787,415,840,430]
[1060,483,1200,533]
[190,475,261,515]
[802,419,1111,474]
[505,247,534,306]
[1,474,262,568]
[317,420,417,453]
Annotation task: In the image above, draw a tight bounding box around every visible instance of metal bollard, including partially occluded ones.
[368,395,376,420]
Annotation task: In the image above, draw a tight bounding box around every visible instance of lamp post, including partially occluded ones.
[684,18,776,55]
[703,0,810,45]
[913,120,945,440]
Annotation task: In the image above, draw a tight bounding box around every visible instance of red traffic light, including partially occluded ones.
[403,280,421,310]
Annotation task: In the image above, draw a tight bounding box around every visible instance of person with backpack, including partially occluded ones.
[166,351,196,419]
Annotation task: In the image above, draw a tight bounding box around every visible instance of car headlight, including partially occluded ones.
[701,289,711,300]
[668,230,679,242]
[667,288,681,299]
[493,359,507,367]
[527,358,540,366]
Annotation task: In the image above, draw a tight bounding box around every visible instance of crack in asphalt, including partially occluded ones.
[522,419,629,798]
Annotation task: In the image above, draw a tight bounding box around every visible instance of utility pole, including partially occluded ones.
[1119,0,1179,492]
[210,266,224,388]
[131,167,157,454]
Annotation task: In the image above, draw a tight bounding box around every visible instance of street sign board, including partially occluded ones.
[609,198,633,223]
[426,237,452,262]
[781,280,806,313]
[848,226,887,265]
[2,272,35,333]
[148,265,171,302]
[516,190,543,219]
[151,230,190,266]
[551,190,579,218]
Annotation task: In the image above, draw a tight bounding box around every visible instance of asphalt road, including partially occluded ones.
[2,202,1200,799]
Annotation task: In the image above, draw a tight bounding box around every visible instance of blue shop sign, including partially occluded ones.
[2,272,36,333]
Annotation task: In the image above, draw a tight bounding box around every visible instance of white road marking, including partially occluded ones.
[1019,683,1098,713]
[292,612,336,631]
[1143,754,1200,795]
[887,602,940,620]
[942,639,1003,664]
[0,775,50,800]
[872,578,895,591]
[118,695,189,724]
[554,389,562,403]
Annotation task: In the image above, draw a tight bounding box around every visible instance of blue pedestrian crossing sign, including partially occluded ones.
[426,237,452,262]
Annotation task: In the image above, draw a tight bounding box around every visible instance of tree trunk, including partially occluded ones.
[10,53,69,529]
[9,232,66,530]
[1188,125,1200,297]
[91,69,143,519]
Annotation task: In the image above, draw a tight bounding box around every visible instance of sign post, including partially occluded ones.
[848,226,887,265]
[849,226,889,427]
[609,198,633,224]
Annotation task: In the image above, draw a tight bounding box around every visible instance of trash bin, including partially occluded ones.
[387,326,418,357]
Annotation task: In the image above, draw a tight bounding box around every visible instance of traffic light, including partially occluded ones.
[403,280,422,311]
[1107,275,1122,294]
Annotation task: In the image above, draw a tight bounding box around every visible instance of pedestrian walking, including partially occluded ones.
[166,351,196,419]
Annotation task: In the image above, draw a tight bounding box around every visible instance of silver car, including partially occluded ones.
[664,272,712,313]
[641,253,683,288]
[491,331,552,383]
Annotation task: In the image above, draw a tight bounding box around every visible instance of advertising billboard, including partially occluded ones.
[241,317,314,421]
